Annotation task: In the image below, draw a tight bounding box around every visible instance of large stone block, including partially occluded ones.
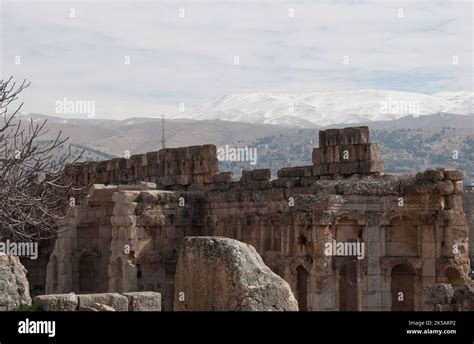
[110,215,137,227]
[213,172,233,183]
[200,144,217,159]
[328,163,340,174]
[319,126,370,147]
[312,148,323,165]
[444,170,464,181]
[339,162,359,175]
[358,160,384,173]
[174,237,298,311]
[354,143,379,162]
[446,195,463,210]
[312,164,329,176]
[252,169,272,181]
[0,256,31,311]
[424,284,454,305]
[77,293,128,311]
[159,176,176,186]
[176,175,192,186]
[122,292,161,311]
[277,166,312,178]
[112,191,140,204]
[33,293,78,311]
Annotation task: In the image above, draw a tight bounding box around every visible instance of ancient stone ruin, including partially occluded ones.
[33,291,161,311]
[174,237,298,311]
[35,126,473,311]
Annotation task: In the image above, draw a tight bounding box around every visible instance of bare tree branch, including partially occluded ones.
[0,77,84,241]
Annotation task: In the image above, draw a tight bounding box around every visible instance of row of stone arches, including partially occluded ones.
[48,251,100,294]
[293,263,464,311]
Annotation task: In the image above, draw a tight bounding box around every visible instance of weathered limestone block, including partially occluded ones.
[423,169,445,181]
[176,175,192,185]
[111,215,137,227]
[328,163,340,174]
[353,143,380,162]
[122,292,162,311]
[424,284,454,306]
[446,195,464,210]
[174,237,298,311]
[193,174,213,184]
[313,164,329,176]
[319,126,370,147]
[146,151,160,165]
[33,293,78,311]
[251,169,272,181]
[277,166,312,178]
[445,170,464,181]
[453,181,464,194]
[176,147,192,161]
[112,202,138,216]
[159,176,176,186]
[77,293,128,311]
[112,191,140,204]
[136,214,167,226]
[202,158,219,174]
[272,177,297,188]
[200,144,217,159]
[453,285,474,311]
[213,172,234,183]
[321,146,341,163]
[435,180,454,195]
[358,160,384,173]
[0,256,32,310]
[339,162,360,175]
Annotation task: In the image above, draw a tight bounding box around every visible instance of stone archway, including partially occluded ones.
[78,252,97,293]
[296,265,309,311]
[338,261,362,311]
[391,264,415,311]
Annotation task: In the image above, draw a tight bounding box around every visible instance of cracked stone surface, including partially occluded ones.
[0,255,32,310]
[173,236,298,311]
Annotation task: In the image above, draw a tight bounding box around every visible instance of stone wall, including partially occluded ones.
[424,283,474,311]
[312,126,383,176]
[46,184,118,294]
[45,126,473,311]
[62,145,219,188]
[33,291,161,311]
[462,186,474,269]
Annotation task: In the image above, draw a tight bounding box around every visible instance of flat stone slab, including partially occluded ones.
[122,292,162,311]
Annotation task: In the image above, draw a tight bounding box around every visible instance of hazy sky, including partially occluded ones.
[0,0,472,119]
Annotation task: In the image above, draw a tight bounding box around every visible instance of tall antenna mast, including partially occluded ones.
[161,115,166,149]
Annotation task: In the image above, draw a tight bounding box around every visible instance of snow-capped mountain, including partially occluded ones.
[182,90,473,127]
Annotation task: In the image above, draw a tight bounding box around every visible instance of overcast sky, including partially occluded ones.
[0,0,472,119]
